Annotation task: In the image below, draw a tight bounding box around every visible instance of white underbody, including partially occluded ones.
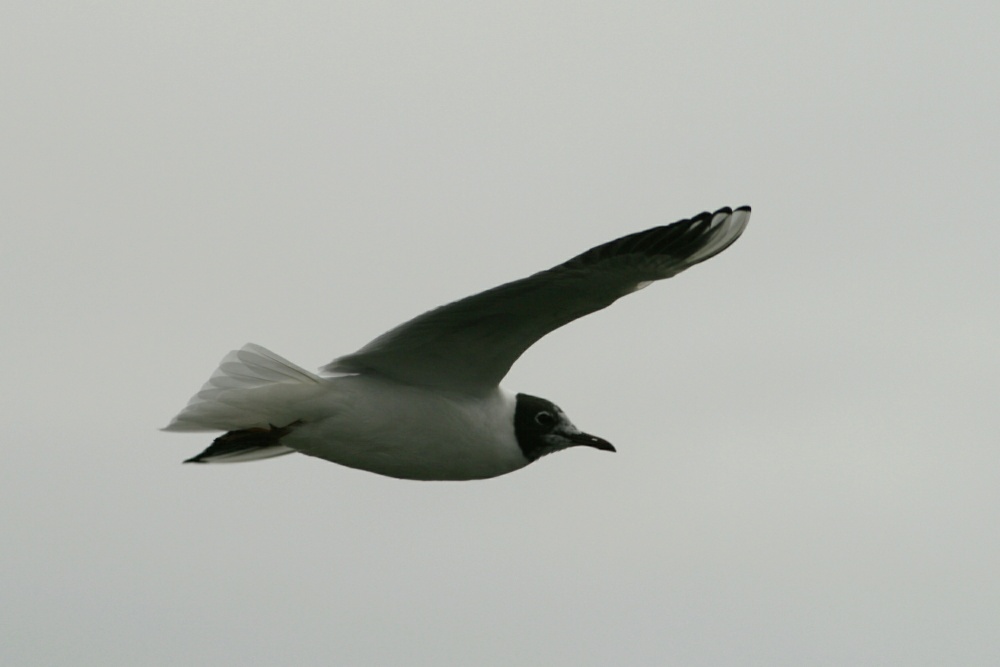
[164,344,530,480]
[286,376,528,480]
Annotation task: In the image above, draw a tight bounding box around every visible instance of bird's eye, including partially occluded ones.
[535,411,555,427]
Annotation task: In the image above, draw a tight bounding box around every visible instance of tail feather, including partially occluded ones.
[163,343,324,433]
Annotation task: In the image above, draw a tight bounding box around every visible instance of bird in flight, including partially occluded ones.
[164,206,750,480]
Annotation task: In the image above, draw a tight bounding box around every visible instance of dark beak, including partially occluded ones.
[568,431,616,453]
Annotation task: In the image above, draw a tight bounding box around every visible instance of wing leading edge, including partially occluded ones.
[324,206,750,391]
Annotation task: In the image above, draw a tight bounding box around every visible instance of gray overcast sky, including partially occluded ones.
[3,2,999,665]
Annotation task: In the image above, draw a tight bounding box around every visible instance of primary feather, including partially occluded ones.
[324,206,749,391]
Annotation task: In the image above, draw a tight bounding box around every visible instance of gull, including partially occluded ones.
[164,206,750,480]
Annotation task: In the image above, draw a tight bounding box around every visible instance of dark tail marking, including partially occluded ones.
[184,421,302,464]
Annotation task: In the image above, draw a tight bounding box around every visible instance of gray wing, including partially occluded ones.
[324,206,750,391]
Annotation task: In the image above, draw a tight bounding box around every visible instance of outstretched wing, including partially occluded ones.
[325,206,750,392]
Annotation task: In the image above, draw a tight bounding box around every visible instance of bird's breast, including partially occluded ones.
[283,376,528,480]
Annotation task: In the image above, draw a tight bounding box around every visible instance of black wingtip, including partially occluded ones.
[180,422,303,464]
[735,204,751,213]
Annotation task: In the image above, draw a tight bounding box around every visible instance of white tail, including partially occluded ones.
[163,343,324,433]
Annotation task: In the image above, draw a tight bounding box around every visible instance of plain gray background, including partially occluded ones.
[3,2,998,665]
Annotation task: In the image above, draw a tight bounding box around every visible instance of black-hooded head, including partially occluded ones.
[513,393,615,462]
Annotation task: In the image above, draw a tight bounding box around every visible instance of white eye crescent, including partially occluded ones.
[535,411,555,427]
